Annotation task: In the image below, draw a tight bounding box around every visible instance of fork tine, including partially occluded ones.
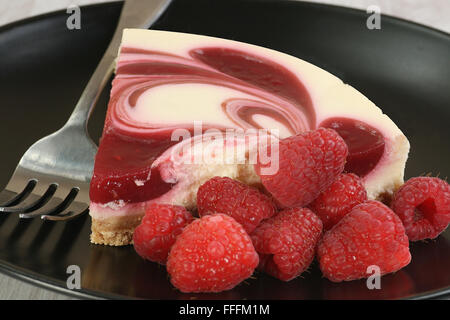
[0,179,37,207]
[0,184,58,213]
[19,187,80,219]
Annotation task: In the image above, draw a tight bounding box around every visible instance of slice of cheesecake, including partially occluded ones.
[89,29,409,246]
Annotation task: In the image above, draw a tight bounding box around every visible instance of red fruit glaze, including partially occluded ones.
[255,128,348,208]
[320,117,385,177]
[91,44,390,208]
[197,177,277,233]
[317,200,411,282]
[90,132,177,204]
[167,214,259,293]
[251,208,323,281]
[90,47,315,205]
[133,203,193,264]
[191,47,315,129]
[309,173,368,230]
[391,177,450,241]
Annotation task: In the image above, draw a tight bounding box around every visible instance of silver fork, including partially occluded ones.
[0,0,172,221]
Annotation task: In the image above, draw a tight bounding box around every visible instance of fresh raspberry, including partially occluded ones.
[251,208,323,281]
[197,177,277,233]
[309,173,367,230]
[317,200,411,282]
[391,177,450,241]
[255,128,348,208]
[133,203,193,264]
[167,214,259,293]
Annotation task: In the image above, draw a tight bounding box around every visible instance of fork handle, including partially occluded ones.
[66,0,172,129]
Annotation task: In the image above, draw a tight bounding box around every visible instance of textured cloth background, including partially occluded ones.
[1,0,449,32]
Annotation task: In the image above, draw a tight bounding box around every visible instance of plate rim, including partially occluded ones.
[0,0,449,300]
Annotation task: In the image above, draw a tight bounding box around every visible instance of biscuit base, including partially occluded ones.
[90,214,144,246]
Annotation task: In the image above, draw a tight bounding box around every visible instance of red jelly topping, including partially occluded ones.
[190,47,315,129]
[320,117,385,177]
[90,132,177,204]
[90,46,315,204]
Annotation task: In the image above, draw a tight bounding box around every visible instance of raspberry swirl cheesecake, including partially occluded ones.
[89,29,409,246]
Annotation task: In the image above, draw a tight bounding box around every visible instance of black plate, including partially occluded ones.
[0,0,449,300]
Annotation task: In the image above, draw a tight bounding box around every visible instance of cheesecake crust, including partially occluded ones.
[90,214,144,246]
